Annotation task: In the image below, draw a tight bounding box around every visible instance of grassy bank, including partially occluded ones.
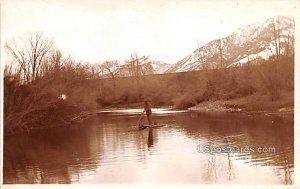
[189,92,294,114]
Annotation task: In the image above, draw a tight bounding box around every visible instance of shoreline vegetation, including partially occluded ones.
[98,92,294,115]
[188,92,294,114]
[4,33,294,135]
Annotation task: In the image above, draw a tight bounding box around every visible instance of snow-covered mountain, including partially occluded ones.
[148,60,172,74]
[100,57,172,77]
[166,16,294,73]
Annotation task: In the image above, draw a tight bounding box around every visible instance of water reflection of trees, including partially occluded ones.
[4,115,158,184]
[176,112,293,184]
[4,124,103,184]
[5,112,293,184]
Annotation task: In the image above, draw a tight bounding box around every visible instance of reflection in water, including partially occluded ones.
[4,124,101,183]
[228,152,233,181]
[4,110,294,184]
[177,112,294,184]
[147,128,154,148]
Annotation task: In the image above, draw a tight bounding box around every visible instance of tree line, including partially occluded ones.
[3,32,165,134]
[4,17,294,134]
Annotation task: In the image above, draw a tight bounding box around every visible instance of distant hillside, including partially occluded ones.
[147,60,172,74]
[167,16,294,73]
[99,57,172,77]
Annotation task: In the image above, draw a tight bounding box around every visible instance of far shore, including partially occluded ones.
[188,93,294,115]
[5,92,293,136]
[99,92,294,116]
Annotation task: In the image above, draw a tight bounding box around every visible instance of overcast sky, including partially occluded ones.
[2,0,299,63]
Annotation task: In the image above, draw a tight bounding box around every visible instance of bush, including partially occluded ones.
[4,76,83,135]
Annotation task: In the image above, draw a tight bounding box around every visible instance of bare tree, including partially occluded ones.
[285,34,290,57]
[90,62,105,79]
[5,32,53,83]
[195,41,210,70]
[4,63,15,77]
[42,49,63,79]
[101,60,120,95]
[277,17,281,59]
[101,60,119,78]
[140,62,154,76]
[285,18,294,57]
[219,38,223,68]
[140,62,154,85]
[50,50,63,72]
[196,41,204,70]
[125,54,150,84]
[271,17,281,63]
[5,42,30,83]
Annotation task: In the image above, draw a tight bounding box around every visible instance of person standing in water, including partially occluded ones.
[143,101,153,126]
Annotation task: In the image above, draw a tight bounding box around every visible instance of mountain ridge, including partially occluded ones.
[166,16,294,73]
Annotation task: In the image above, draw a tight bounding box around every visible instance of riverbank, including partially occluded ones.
[4,97,95,136]
[188,92,294,115]
[5,111,94,136]
[98,92,294,115]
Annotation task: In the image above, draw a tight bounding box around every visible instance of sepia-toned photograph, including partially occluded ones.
[1,0,298,186]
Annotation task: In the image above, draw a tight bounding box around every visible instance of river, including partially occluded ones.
[3,108,294,184]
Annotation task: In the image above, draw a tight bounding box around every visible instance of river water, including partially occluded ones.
[3,108,294,184]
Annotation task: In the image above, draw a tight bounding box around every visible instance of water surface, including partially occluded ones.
[4,109,294,184]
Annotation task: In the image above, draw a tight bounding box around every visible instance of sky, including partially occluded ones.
[2,0,299,64]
